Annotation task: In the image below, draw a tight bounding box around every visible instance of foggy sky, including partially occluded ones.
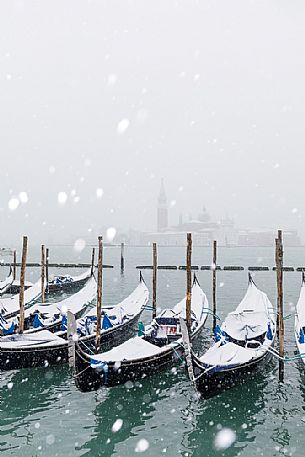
[0,0,305,245]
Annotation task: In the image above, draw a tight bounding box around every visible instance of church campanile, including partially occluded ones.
[157,178,168,232]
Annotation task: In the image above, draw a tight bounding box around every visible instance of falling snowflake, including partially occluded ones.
[8,198,19,211]
[19,192,28,203]
[214,428,236,450]
[74,239,86,252]
[135,439,149,453]
[117,119,130,135]
[106,227,116,242]
[57,192,68,206]
[96,188,104,199]
[112,419,123,432]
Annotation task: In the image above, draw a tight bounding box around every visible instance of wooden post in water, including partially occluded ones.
[152,242,157,319]
[91,247,95,276]
[96,236,103,353]
[13,250,17,280]
[46,248,49,293]
[212,240,217,333]
[19,236,28,334]
[120,243,125,272]
[276,230,284,382]
[186,233,192,334]
[41,245,45,304]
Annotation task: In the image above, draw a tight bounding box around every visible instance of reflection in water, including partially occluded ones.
[81,371,179,456]
[182,372,268,457]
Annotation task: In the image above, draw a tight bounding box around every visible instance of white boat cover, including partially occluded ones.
[91,336,168,363]
[24,276,96,320]
[199,280,275,367]
[171,280,208,321]
[0,270,13,295]
[200,341,266,366]
[296,281,305,328]
[222,282,274,341]
[0,330,66,348]
[84,279,149,319]
[294,280,305,365]
[49,267,93,284]
[0,280,42,316]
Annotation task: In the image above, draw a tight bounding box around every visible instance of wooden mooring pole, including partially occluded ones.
[91,247,95,276]
[96,236,103,353]
[186,233,192,334]
[152,242,157,319]
[41,245,45,304]
[212,240,217,333]
[276,230,284,382]
[46,247,49,293]
[120,243,125,272]
[19,236,28,334]
[13,250,17,280]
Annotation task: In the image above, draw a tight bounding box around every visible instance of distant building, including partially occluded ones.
[157,178,168,232]
[238,229,301,247]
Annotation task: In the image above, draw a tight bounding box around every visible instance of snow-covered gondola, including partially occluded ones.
[0,280,43,319]
[295,274,305,364]
[73,276,209,392]
[47,268,93,293]
[0,268,13,295]
[182,275,276,396]
[0,274,148,370]
[0,276,97,336]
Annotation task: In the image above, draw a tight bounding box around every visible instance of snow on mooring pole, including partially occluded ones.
[212,240,217,333]
[18,236,28,334]
[96,236,103,353]
[91,247,95,276]
[186,233,192,334]
[276,230,284,382]
[41,245,45,304]
[152,242,157,319]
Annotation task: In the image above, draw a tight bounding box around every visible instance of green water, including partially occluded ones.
[1,246,305,457]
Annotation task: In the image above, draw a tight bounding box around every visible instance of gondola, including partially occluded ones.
[0,268,13,295]
[47,267,93,293]
[0,274,148,370]
[0,276,97,336]
[0,280,42,319]
[73,275,209,392]
[295,273,305,364]
[181,275,276,396]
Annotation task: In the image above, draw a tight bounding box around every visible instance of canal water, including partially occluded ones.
[1,245,305,457]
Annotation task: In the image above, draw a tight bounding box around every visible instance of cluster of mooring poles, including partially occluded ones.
[13,236,98,335]
[146,230,286,383]
[9,230,286,382]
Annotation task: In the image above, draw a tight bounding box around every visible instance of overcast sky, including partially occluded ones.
[0,0,304,245]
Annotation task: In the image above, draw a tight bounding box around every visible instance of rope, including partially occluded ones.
[202,308,221,321]
[172,343,185,363]
[266,346,305,362]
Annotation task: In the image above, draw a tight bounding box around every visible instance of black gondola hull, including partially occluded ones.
[193,351,272,397]
[74,325,204,392]
[75,344,178,392]
[0,311,142,371]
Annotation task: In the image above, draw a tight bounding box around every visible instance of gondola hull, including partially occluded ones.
[47,276,90,293]
[193,350,273,397]
[0,311,142,371]
[75,343,179,392]
[0,342,68,370]
[75,325,205,392]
